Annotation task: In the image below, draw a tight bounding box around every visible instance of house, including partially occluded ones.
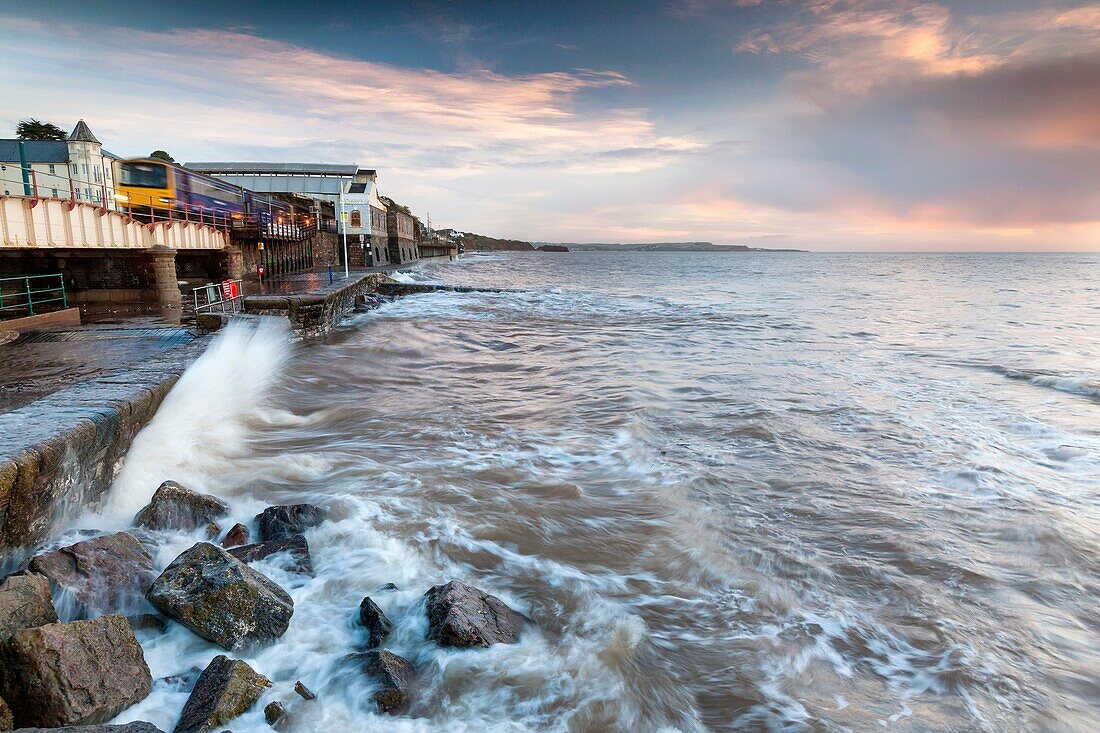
[338,169,389,267]
[0,120,120,207]
[380,196,418,264]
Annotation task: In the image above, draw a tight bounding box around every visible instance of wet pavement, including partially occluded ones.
[0,321,198,413]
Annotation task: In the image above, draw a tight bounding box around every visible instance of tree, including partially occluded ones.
[149,150,175,162]
[16,119,67,141]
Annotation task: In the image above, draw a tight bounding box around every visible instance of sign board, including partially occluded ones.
[341,211,348,220]
[358,234,365,243]
[257,265,265,276]
[257,242,265,251]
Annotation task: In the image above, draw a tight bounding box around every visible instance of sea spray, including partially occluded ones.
[104,318,293,520]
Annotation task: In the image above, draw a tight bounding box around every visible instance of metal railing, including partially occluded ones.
[0,273,67,319]
[193,279,243,314]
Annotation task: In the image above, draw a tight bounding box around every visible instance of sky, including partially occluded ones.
[1,0,1098,251]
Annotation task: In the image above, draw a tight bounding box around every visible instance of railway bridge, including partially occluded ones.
[0,194,238,320]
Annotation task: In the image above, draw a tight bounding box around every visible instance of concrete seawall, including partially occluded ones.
[0,341,204,563]
[200,272,393,336]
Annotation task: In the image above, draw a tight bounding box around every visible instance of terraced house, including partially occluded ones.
[0,120,119,206]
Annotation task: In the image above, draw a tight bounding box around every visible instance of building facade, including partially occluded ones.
[384,202,418,265]
[0,120,119,207]
[339,170,389,267]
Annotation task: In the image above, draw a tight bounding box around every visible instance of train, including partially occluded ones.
[113,158,307,226]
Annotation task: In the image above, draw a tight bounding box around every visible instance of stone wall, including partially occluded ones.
[200,273,392,337]
[0,342,203,564]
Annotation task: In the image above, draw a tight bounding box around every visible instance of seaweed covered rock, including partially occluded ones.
[27,532,156,615]
[0,574,57,639]
[424,580,524,648]
[133,481,229,532]
[357,596,392,649]
[255,504,326,542]
[172,655,271,733]
[0,615,152,728]
[147,543,293,651]
[227,534,313,576]
[349,650,414,715]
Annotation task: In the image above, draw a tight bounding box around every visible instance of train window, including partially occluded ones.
[120,163,168,188]
[350,210,362,228]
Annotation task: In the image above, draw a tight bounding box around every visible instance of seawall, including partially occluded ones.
[0,341,204,563]
[199,272,393,336]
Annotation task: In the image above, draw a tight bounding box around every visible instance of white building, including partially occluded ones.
[339,170,389,267]
[0,120,120,206]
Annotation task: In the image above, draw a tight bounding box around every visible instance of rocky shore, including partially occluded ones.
[0,480,528,732]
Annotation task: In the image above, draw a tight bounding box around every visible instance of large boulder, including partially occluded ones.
[0,615,152,728]
[172,655,271,733]
[0,574,57,639]
[423,580,524,648]
[349,650,414,715]
[27,532,156,615]
[357,596,392,649]
[146,543,293,650]
[227,534,313,576]
[133,481,229,532]
[255,504,326,542]
[12,725,165,732]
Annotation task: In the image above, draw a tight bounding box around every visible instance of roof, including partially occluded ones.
[0,140,69,163]
[186,162,359,176]
[68,119,100,144]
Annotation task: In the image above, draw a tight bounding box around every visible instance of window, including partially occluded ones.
[71,164,78,175]
[85,188,91,199]
[51,188,58,198]
[48,164,56,174]
[119,162,168,188]
[350,210,362,228]
[93,166,100,182]
[82,164,88,175]
[75,189,81,200]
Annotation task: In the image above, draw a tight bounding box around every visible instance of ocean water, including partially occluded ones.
[96,252,1098,731]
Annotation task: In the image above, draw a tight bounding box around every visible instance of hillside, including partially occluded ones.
[438,229,534,251]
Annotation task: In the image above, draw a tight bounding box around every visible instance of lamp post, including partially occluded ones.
[339,190,349,279]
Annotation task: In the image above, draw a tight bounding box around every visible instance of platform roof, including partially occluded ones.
[185,162,359,176]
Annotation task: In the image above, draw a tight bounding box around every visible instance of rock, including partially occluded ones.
[263,700,286,728]
[204,523,221,541]
[0,694,10,731]
[350,650,414,715]
[147,543,293,651]
[226,535,313,576]
[423,580,524,648]
[126,614,167,633]
[293,681,315,701]
[158,667,203,690]
[376,582,399,592]
[28,532,156,615]
[0,574,57,639]
[255,504,326,542]
[0,615,152,728]
[133,481,229,532]
[220,524,250,549]
[172,655,270,733]
[9,724,166,732]
[357,597,392,649]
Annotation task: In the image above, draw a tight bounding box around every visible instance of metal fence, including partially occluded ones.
[193,279,243,314]
[0,273,68,319]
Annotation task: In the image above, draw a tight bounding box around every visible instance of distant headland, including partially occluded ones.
[437,229,805,253]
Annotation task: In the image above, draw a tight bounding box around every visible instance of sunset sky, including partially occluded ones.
[2,0,1098,250]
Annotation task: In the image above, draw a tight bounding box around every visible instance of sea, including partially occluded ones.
[88,251,1098,731]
